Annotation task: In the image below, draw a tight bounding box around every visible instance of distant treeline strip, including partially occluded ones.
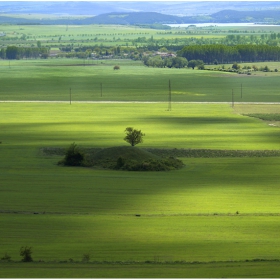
[178,44,280,64]
[0,46,49,60]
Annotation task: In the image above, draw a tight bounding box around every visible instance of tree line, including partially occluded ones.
[142,55,188,68]
[177,44,280,64]
[0,45,49,59]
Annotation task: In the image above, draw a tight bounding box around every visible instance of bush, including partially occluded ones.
[260,65,270,72]
[20,246,33,262]
[113,65,120,70]
[82,253,90,262]
[1,253,11,261]
[115,157,184,171]
[232,62,240,70]
[197,64,205,70]
[116,157,125,169]
[61,142,84,166]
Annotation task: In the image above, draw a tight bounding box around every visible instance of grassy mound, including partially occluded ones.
[87,146,184,171]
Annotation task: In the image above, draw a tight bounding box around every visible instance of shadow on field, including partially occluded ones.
[143,115,254,125]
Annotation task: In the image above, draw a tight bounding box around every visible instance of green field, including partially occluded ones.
[1,261,280,278]
[1,23,279,48]
[0,48,280,278]
[0,59,280,102]
[1,98,280,277]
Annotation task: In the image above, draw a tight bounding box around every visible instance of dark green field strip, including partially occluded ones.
[41,147,280,158]
[145,148,280,158]
[1,260,280,278]
[245,113,280,121]
[1,211,280,217]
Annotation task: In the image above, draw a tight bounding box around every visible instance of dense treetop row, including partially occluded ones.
[0,45,49,59]
[0,42,280,68]
[177,44,280,64]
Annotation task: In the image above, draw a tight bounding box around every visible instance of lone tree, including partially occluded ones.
[124,127,145,147]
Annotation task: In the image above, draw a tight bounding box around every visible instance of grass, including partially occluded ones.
[245,114,280,121]
[0,20,280,276]
[3,103,280,275]
[2,156,280,215]
[1,23,279,49]
[208,61,280,72]
[1,61,280,276]
[1,103,280,150]
[1,261,280,278]
[234,104,280,114]
[0,59,280,102]
[1,215,280,262]
[233,104,280,128]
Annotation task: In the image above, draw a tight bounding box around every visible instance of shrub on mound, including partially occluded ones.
[116,157,184,171]
[90,146,184,171]
[59,145,184,171]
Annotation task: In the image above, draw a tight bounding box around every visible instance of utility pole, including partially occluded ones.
[168,79,172,111]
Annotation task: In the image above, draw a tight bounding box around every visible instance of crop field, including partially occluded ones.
[0,23,225,48]
[1,95,280,277]
[1,23,279,46]
[0,59,280,102]
[1,21,280,276]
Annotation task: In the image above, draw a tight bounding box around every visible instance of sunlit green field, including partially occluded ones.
[0,59,280,102]
[1,102,280,150]
[0,100,280,277]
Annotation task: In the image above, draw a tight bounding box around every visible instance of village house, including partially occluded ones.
[154,51,176,58]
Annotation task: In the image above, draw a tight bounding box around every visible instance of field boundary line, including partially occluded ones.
[1,210,280,216]
[1,101,280,105]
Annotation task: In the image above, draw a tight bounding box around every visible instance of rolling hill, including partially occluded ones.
[1,10,280,25]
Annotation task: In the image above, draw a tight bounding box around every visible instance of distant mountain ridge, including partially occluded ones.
[212,9,280,23]
[80,9,280,24]
[1,1,280,17]
[1,3,280,25]
[1,9,280,25]
[81,12,185,25]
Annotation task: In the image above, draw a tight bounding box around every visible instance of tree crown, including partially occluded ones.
[124,127,145,147]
